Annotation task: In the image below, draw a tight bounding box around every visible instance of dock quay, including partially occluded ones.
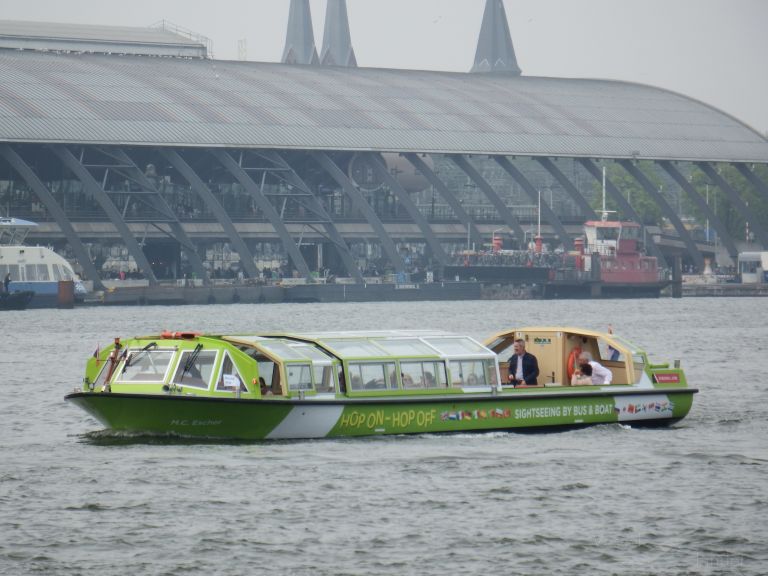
[89,281,483,306]
[682,283,768,297]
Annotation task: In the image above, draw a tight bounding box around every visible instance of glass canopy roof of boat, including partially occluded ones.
[224,332,495,361]
[225,336,336,364]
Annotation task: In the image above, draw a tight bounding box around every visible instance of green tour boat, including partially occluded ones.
[66,327,697,440]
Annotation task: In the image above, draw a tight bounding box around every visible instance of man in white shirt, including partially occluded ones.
[578,351,612,385]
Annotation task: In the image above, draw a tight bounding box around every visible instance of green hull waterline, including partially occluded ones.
[66,388,695,440]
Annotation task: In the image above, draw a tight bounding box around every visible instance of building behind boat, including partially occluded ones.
[0,0,767,305]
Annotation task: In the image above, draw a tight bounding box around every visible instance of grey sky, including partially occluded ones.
[3,0,766,134]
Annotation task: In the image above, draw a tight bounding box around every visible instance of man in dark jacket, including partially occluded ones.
[508,339,539,386]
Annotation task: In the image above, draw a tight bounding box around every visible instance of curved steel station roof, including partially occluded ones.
[1,49,767,163]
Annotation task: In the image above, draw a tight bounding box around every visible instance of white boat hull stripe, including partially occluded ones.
[266,405,345,439]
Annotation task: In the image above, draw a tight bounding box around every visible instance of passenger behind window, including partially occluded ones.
[423,371,435,388]
[259,377,271,396]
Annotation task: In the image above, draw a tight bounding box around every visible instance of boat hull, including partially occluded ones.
[0,290,34,310]
[66,387,696,440]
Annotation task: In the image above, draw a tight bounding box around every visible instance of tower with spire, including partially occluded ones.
[471,0,522,75]
[320,0,357,67]
[282,0,319,65]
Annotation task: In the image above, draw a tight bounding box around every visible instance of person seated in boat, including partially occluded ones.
[570,362,593,385]
[365,378,385,389]
[578,351,612,385]
[507,339,539,387]
[259,377,271,396]
[422,371,436,388]
[465,373,480,386]
[401,372,415,388]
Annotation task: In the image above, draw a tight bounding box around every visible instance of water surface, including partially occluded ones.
[0,298,766,575]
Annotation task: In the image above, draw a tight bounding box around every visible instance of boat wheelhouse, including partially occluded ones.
[581,220,660,284]
[67,327,697,439]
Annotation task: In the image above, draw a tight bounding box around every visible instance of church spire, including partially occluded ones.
[471,0,522,75]
[320,0,357,67]
[282,0,319,65]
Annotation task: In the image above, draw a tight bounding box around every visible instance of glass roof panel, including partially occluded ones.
[373,339,439,357]
[257,340,310,360]
[423,337,490,356]
[290,344,335,362]
[321,339,390,357]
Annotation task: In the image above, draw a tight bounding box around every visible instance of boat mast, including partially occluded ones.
[601,166,607,221]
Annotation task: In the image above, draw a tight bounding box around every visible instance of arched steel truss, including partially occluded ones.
[0,144,105,290]
[211,149,313,280]
[160,149,260,280]
[312,151,407,274]
[657,161,739,260]
[450,155,526,244]
[618,160,705,272]
[403,153,484,248]
[51,145,159,285]
[494,156,573,250]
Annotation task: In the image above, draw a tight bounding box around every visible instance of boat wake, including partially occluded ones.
[79,429,258,446]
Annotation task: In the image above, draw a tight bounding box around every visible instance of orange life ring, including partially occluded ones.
[161,330,201,339]
[567,346,582,380]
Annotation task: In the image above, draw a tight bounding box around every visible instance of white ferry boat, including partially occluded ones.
[0,217,86,307]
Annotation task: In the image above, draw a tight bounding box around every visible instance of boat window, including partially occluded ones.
[216,351,247,392]
[91,359,111,389]
[597,228,619,241]
[25,264,38,281]
[632,354,646,384]
[36,264,50,281]
[59,265,73,280]
[348,362,397,391]
[485,336,510,354]
[424,337,486,356]
[52,264,62,281]
[117,349,175,383]
[449,360,489,387]
[400,361,447,389]
[598,338,624,362]
[315,366,337,393]
[171,350,217,389]
[323,339,389,358]
[287,363,313,391]
[6,264,20,281]
[375,339,438,357]
[257,359,276,385]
